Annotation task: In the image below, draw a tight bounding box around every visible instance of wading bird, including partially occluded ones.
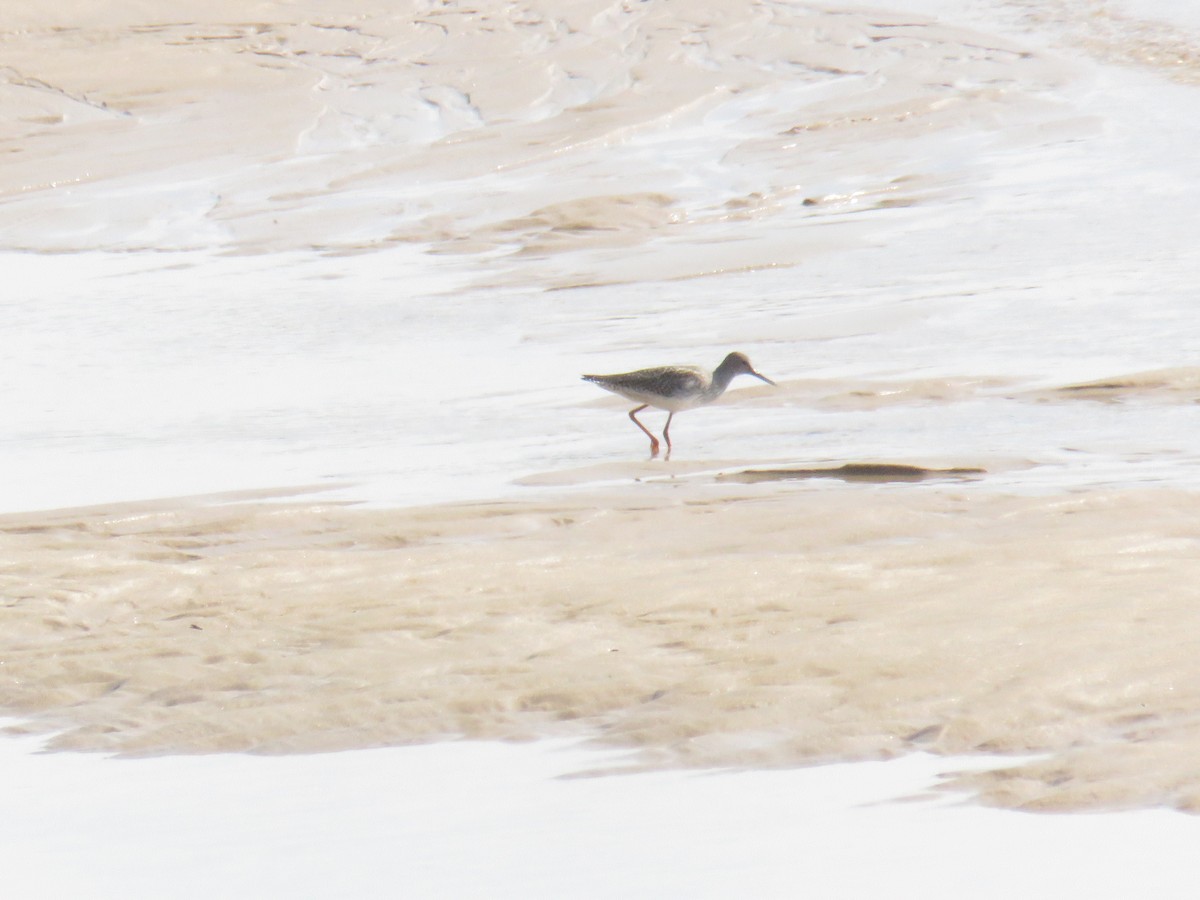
[582,351,775,460]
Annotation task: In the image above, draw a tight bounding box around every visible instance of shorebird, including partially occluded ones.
[582,351,776,460]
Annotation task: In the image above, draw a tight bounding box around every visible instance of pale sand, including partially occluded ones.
[6,0,1200,820]
[5,464,1200,813]
[0,0,1076,280]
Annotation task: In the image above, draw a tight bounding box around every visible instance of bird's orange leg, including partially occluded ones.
[662,412,675,461]
[628,405,660,458]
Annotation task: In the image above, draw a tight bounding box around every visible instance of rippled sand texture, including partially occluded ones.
[1,0,1074,283]
[1032,0,1200,83]
[7,0,1200,817]
[5,478,1200,813]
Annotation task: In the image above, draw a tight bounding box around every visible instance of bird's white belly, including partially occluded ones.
[617,388,713,413]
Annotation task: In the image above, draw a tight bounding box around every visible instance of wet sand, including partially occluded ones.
[0,0,1082,280]
[6,461,1200,813]
[6,0,1200,825]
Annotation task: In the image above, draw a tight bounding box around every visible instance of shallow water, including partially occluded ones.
[6,724,1199,900]
[4,0,1200,812]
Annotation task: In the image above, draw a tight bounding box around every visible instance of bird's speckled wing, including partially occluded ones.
[582,365,709,409]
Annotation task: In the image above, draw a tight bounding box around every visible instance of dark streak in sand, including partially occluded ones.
[718,463,986,484]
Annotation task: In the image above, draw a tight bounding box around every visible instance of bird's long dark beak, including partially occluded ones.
[751,369,776,386]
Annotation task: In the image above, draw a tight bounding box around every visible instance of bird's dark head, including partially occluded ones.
[720,351,776,386]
